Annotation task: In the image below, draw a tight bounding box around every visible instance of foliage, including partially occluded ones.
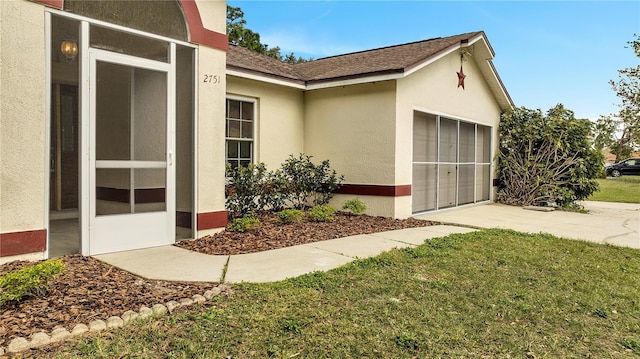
[280,154,344,209]
[594,34,640,162]
[308,204,337,222]
[227,214,260,233]
[0,259,65,306]
[497,104,603,207]
[258,169,290,212]
[277,209,305,225]
[227,5,311,64]
[341,198,368,214]
[225,163,270,217]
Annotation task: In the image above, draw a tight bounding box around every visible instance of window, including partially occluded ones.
[225,98,255,168]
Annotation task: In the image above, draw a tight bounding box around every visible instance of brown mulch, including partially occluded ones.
[0,213,431,352]
[0,256,218,350]
[175,212,433,255]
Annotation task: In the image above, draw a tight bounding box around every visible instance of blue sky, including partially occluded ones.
[227,0,639,121]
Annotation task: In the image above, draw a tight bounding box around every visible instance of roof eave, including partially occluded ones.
[226,66,306,89]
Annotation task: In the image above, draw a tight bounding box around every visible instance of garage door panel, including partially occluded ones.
[412,164,436,212]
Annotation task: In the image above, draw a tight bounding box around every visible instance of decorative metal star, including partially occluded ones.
[457,66,466,89]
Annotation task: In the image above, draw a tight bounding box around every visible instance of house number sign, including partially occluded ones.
[203,74,221,84]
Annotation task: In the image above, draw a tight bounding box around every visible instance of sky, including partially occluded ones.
[227,0,640,121]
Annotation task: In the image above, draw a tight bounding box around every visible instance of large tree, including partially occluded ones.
[497,104,603,207]
[226,5,309,64]
[594,35,640,161]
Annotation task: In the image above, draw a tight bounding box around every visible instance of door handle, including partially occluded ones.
[169,151,173,166]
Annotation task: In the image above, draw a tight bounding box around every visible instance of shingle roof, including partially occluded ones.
[227,44,303,83]
[227,31,484,84]
[226,30,513,110]
[294,31,484,83]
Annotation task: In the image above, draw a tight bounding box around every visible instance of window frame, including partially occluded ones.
[225,95,257,168]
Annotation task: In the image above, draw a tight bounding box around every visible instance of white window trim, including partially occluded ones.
[225,95,258,166]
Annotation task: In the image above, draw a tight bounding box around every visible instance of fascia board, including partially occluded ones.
[226,69,306,89]
[305,73,403,90]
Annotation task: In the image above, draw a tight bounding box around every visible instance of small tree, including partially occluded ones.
[497,104,603,207]
[594,35,640,162]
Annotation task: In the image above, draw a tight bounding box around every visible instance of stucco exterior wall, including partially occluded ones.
[194,0,226,35]
[0,1,47,237]
[226,76,304,169]
[304,81,397,184]
[303,81,398,217]
[196,45,227,236]
[395,51,503,214]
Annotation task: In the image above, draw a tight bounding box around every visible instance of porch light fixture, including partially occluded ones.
[60,38,78,62]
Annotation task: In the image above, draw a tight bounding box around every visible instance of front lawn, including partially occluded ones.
[50,229,640,358]
[589,176,640,203]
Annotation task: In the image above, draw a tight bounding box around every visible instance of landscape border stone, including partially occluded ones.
[0,285,227,355]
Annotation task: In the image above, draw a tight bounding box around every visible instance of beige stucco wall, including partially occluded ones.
[304,81,397,184]
[395,51,503,217]
[0,0,47,235]
[194,0,226,35]
[227,76,304,169]
[196,45,227,236]
[303,81,398,217]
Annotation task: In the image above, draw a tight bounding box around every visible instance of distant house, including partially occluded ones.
[0,0,513,264]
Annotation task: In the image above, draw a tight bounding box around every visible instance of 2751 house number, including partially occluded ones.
[203,74,220,84]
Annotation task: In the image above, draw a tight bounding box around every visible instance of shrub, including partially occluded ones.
[227,214,260,232]
[0,259,65,306]
[280,154,344,209]
[308,204,336,222]
[258,169,289,212]
[277,209,305,225]
[342,198,367,214]
[497,104,603,207]
[225,163,271,217]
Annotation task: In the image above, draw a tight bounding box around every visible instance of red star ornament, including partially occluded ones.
[457,66,466,89]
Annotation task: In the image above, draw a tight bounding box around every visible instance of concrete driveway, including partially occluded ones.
[415,201,640,249]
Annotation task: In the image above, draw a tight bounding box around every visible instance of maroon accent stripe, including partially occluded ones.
[177,211,192,228]
[197,211,228,230]
[96,187,165,204]
[180,0,229,51]
[0,229,47,257]
[96,187,129,203]
[28,0,63,9]
[135,188,166,204]
[335,184,412,197]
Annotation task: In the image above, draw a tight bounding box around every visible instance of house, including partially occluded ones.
[0,0,513,265]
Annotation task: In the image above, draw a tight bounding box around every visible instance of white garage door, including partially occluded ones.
[412,112,491,213]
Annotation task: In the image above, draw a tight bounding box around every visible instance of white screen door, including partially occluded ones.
[88,49,175,255]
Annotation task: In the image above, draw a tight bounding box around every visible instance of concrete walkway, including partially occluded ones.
[415,201,640,249]
[95,201,639,284]
[95,225,475,284]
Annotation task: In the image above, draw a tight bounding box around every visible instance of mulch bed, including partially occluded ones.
[175,212,433,255]
[0,212,432,354]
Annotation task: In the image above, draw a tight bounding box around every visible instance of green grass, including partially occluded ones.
[589,176,640,203]
[51,230,640,358]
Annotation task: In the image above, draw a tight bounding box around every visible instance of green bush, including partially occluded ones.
[227,214,260,232]
[308,204,336,222]
[497,104,603,207]
[225,163,270,217]
[0,259,65,306]
[277,209,305,225]
[280,154,344,209]
[342,198,367,214]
